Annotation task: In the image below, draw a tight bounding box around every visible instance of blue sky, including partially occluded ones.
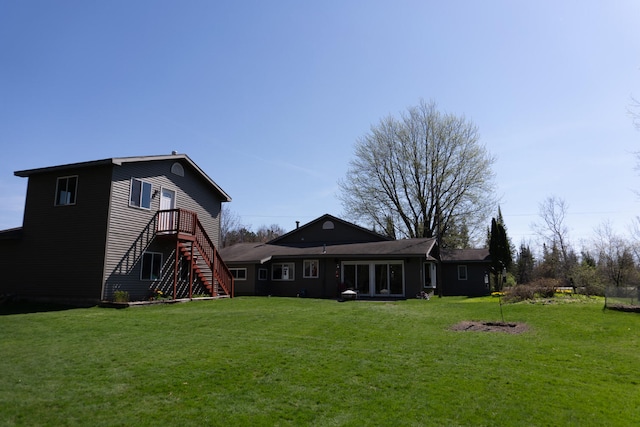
[1,0,639,251]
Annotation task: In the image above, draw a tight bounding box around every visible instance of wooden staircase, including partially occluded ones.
[156,209,234,298]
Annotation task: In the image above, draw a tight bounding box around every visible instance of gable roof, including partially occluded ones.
[14,153,231,202]
[440,248,491,262]
[220,237,438,264]
[268,213,391,247]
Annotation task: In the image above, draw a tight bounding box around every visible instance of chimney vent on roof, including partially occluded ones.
[296,221,300,229]
[171,151,178,155]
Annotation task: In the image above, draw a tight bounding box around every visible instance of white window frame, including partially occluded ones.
[458,265,468,281]
[130,178,153,209]
[303,260,319,278]
[141,252,163,281]
[423,262,436,289]
[272,263,295,281]
[55,176,78,206]
[258,268,268,281]
[230,268,247,281]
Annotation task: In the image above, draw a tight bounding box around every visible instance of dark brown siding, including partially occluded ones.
[231,256,427,299]
[274,218,389,247]
[441,262,491,296]
[15,165,112,300]
[0,233,22,295]
[103,159,225,300]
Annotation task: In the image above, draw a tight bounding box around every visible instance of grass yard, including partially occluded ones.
[1,296,638,426]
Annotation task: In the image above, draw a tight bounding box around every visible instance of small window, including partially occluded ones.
[55,176,78,206]
[258,268,268,281]
[142,252,163,281]
[457,265,468,281]
[272,263,294,281]
[130,178,152,209]
[230,268,247,281]
[303,260,319,278]
[322,221,334,230]
[171,162,184,177]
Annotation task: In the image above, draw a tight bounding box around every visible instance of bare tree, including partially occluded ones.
[220,206,286,247]
[533,196,571,264]
[626,216,640,265]
[255,224,286,242]
[339,100,497,245]
[593,221,638,287]
[220,204,243,248]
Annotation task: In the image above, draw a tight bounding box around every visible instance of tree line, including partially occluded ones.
[220,206,286,247]
[221,99,639,294]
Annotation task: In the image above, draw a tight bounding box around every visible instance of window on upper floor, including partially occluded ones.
[55,176,78,206]
[130,178,152,209]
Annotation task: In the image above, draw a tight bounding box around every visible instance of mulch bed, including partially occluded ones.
[450,321,529,334]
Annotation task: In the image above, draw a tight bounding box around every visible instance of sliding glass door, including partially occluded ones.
[342,261,404,296]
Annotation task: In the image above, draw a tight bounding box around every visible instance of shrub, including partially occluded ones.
[113,291,129,303]
[150,289,169,300]
[503,284,535,303]
[503,278,562,303]
[533,278,559,298]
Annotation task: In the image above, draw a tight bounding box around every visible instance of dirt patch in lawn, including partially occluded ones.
[451,321,529,334]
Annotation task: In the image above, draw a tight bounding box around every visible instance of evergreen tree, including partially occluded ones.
[489,217,512,290]
[515,243,535,284]
[495,206,514,270]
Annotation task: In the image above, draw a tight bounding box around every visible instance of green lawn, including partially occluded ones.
[1,296,638,426]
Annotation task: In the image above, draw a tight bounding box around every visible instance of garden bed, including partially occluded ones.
[450,321,529,334]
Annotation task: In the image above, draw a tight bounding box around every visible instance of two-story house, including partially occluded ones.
[0,153,234,304]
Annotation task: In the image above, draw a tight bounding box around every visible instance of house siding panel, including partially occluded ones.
[15,165,112,300]
[103,159,225,300]
[0,234,22,296]
[441,262,490,296]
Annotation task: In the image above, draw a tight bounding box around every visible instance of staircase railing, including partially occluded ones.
[157,209,234,297]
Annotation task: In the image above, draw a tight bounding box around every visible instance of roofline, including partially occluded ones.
[14,158,115,177]
[0,227,23,240]
[14,153,231,202]
[268,213,392,244]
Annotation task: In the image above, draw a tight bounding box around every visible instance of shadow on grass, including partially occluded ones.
[0,299,83,316]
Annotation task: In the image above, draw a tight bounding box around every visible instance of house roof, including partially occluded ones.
[267,213,392,247]
[220,237,438,264]
[14,153,231,202]
[440,248,490,262]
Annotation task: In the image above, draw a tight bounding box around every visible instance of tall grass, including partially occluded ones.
[1,297,638,426]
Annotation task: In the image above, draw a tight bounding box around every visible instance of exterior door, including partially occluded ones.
[158,188,176,231]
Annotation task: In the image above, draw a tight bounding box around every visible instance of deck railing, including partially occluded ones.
[157,209,234,297]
